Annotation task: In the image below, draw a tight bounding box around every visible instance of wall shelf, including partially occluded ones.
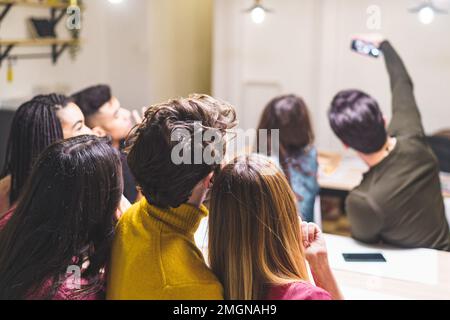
[0,0,84,10]
[0,38,80,66]
[0,1,83,68]
[0,0,84,25]
[0,38,79,46]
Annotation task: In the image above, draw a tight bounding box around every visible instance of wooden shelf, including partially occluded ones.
[0,0,83,10]
[0,1,84,67]
[0,38,81,66]
[0,38,80,47]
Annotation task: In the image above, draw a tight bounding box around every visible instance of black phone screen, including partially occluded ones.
[343,253,387,262]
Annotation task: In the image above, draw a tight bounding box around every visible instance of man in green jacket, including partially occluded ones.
[328,34,450,251]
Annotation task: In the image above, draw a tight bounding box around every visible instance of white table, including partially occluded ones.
[195,220,450,300]
[324,234,450,300]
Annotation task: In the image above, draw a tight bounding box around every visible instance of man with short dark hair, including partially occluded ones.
[72,85,133,149]
[107,94,237,299]
[328,35,450,251]
[72,85,138,202]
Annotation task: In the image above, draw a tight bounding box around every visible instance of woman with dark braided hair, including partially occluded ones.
[0,135,123,300]
[0,94,92,216]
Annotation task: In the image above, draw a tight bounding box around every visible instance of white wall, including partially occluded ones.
[0,0,213,110]
[0,0,110,104]
[100,0,152,109]
[213,0,450,151]
[101,0,213,108]
[144,0,213,104]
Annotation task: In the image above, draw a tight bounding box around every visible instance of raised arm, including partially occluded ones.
[380,41,425,137]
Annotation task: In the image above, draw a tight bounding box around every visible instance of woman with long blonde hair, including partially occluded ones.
[209,154,343,300]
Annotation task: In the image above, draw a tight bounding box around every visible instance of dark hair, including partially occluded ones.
[0,135,123,300]
[0,94,72,205]
[72,85,112,118]
[329,89,387,154]
[127,94,237,208]
[208,154,310,300]
[257,94,314,180]
[32,93,73,107]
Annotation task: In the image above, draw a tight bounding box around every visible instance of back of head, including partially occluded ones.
[0,135,122,299]
[127,94,237,208]
[1,94,71,204]
[258,94,314,154]
[32,93,73,107]
[257,94,315,181]
[328,89,387,154]
[208,154,309,300]
[72,85,112,118]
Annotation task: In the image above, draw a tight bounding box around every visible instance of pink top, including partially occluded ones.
[0,206,14,230]
[265,282,332,301]
[28,275,105,300]
[0,207,105,300]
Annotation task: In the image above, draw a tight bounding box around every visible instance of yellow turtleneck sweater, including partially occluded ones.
[106,198,223,300]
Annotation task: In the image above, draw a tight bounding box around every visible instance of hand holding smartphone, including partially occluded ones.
[350,33,385,58]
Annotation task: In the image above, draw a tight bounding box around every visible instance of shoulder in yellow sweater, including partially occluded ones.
[107,198,223,300]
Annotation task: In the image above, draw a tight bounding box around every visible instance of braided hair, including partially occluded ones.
[0,94,72,204]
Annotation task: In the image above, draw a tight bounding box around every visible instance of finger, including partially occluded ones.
[301,222,309,245]
[132,110,142,124]
[115,209,122,220]
[308,223,322,242]
[310,223,322,239]
[351,33,364,41]
[307,223,315,243]
[314,224,322,238]
[301,222,307,239]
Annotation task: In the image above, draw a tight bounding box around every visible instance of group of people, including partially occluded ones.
[0,35,448,300]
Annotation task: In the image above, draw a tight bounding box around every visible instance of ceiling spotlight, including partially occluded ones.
[419,6,435,24]
[409,0,448,25]
[245,0,272,24]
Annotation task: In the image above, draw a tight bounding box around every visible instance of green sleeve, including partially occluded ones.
[380,41,425,137]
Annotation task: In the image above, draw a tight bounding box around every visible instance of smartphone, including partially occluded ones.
[343,253,387,262]
[351,39,381,58]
